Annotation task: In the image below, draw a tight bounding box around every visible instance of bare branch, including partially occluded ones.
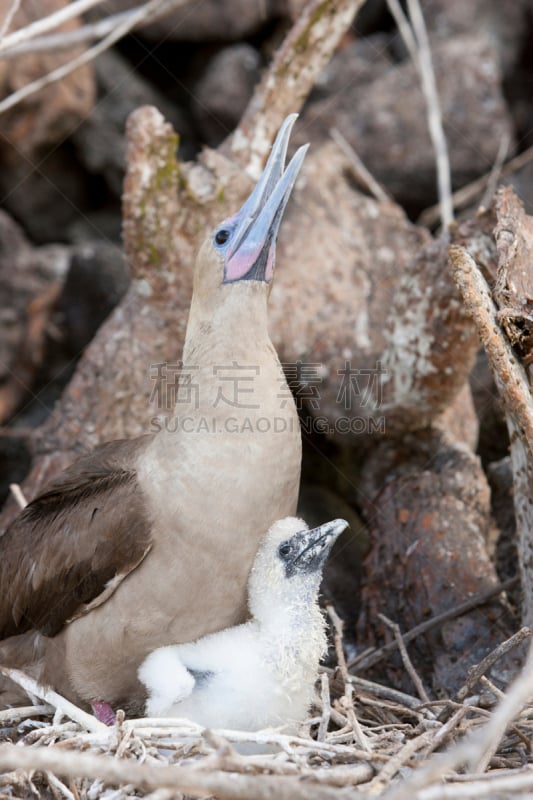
[0,0,188,116]
[387,0,453,229]
[450,244,533,626]
[420,143,533,228]
[378,614,431,704]
[9,483,27,510]
[382,642,533,798]
[0,0,193,59]
[224,0,365,176]
[348,577,518,672]
[0,0,108,55]
[0,0,21,41]
[480,131,512,210]
[330,127,391,204]
[0,667,107,734]
[456,627,532,703]
[0,742,357,800]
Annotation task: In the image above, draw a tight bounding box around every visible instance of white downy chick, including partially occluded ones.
[138,516,348,731]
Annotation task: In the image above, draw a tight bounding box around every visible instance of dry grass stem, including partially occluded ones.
[0,0,200,58]
[456,627,532,702]
[330,127,391,203]
[0,0,189,116]
[8,483,27,510]
[0,0,21,41]
[225,0,365,175]
[348,577,517,672]
[386,0,453,229]
[0,0,108,55]
[480,131,512,209]
[378,614,431,704]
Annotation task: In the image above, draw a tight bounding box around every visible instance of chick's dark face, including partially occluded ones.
[277,519,348,578]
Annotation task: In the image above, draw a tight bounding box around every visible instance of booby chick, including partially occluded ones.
[0,116,306,718]
[139,517,348,731]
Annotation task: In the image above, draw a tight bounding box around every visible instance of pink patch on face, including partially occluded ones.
[225,240,264,282]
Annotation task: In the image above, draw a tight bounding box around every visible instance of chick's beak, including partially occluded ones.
[288,518,349,576]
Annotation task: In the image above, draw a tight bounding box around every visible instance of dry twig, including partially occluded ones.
[328,605,372,752]
[0,0,108,54]
[0,0,196,58]
[419,144,533,227]
[386,0,453,229]
[348,578,517,672]
[225,0,365,176]
[0,667,107,734]
[450,245,533,626]
[0,0,21,41]
[456,628,532,703]
[8,483,27,510]
[0,0,189,116]
[378,615,431,704]
[330,127,391,203]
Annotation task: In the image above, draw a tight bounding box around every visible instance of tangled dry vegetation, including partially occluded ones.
[3,0,533,797]
[2,613,533,799]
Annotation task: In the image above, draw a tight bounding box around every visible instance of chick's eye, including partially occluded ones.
[278,543,291,559]
[215,229,230,246]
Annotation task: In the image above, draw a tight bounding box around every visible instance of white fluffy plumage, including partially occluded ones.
[138,516,347,731]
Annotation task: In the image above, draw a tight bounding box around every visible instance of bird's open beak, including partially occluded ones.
[288,518,349,576]
[224,114,308,284]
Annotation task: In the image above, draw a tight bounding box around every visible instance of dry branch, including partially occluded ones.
[0,667,107,734]
[348,578,517,672]
[386,0,453,229]
[450,243,533,626]
[330,127,391,203]
[419,144,533,228]
[0,0,188,116]
[0,0,21,40]
[0,0,107,54]
[0,0,200,58]
[0,743,356,800]
[224,0,364,175]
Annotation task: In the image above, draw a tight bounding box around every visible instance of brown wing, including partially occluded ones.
[0,435,155,638]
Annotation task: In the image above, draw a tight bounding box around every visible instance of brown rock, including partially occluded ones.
[433,382,478,452]
[191,44,261,147]
[96,0,279,41]
[419,0,527,76]
[271,141,478,440]
[0,0,94,160]
[299,35,514,213]
[72,50,192,197]
[0,210,69,387]
[0,146,92,244]
[356,430,515,695]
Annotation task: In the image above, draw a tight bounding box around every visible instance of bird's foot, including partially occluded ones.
[91,701,116,726]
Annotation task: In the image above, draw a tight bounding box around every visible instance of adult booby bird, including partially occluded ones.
[0,116,306,717]
[139,517,348,730]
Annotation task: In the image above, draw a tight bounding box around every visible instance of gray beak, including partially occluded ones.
[220,114,308,284]
[278,519,349,578]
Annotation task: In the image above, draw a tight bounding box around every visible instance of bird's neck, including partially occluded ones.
[183,289,271,367]
[254,585,324,643]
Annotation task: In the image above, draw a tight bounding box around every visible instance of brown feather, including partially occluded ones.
[0,436,154,638]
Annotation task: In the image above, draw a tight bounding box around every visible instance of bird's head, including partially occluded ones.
[190,114,308,323]
[248,517,349,622]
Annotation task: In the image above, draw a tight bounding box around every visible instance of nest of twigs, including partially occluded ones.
[1,609,533,800]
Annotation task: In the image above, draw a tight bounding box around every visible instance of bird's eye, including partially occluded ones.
[278,543,292,559]
[214,229,230,246]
